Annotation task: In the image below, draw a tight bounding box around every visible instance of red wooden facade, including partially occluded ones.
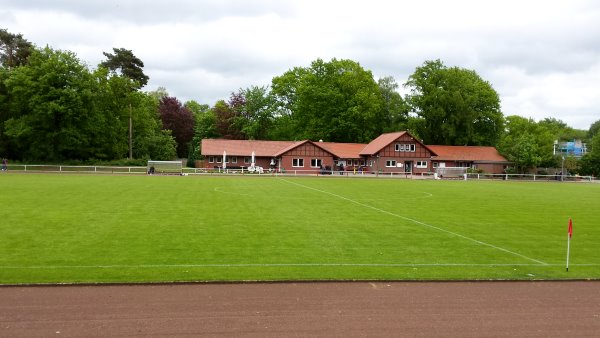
[200,132,509,174]
[277,141,336,174]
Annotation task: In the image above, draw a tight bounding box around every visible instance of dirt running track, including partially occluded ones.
[1,281,599,337]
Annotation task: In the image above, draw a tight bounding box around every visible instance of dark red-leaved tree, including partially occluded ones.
[159,96,194,158]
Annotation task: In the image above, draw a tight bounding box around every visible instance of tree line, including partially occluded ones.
[1,28,599,175]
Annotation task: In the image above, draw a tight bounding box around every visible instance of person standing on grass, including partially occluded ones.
[1,158,7,171]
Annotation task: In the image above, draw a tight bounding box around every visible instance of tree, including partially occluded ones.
[539,117,586,142]
[404,59,504,146]
[579,133,600,176]
[100,48,149,88]
[378,76,409,132]
[0,29,33,69]
[3,47,100,161]
[498,116,555,173]
[148,86,169,101]
[588,119,600,139]
[158,97,195,158]
[213,99,244,140]
[228,86,275,140]
[504,133,543,173]
[271,58,386,143]
[184,100,210,117]
[129,92,177,160]
[188,106,219,166]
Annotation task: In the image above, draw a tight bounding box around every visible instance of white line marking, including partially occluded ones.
[1,263,597,269]
[279,178,548,265]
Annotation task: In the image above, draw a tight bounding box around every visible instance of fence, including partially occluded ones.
[5,164,148,174]
[3,164,597,183]
[465,172,597,182]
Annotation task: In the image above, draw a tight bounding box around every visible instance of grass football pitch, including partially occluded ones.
[1,173,599,284]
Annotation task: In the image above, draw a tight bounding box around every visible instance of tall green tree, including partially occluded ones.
[130,91,177,160]
[3,47,100,161]
[405,59,504,146]
[588,119,600,139]
[538,117,586,142]
[271,58,386,143]
[100,48,149,88]
[579,133,600,176]
[185,100,210,117]
[0,28,33,69]
[378,76,409,132]
[230,86,275,140]
[498,116,554,173]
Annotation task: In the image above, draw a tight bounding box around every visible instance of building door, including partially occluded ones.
[404,161,412,173]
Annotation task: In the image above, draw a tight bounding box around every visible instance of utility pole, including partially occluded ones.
[129,103,133,160]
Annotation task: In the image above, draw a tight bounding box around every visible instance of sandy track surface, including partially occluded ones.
[1,281,599,337]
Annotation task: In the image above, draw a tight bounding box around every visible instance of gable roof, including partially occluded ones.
[201,139,296,156]
[359,131,406,155]
[428,145,508,163]
[273,140,337,157]
[359,131,437,156]
[318,142,366,158]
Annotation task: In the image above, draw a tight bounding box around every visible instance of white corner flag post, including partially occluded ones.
[566,218,573,272]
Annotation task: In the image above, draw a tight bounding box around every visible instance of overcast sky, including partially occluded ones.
[2,0,599,129]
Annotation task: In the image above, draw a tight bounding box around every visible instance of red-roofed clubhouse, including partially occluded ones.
[200,131,509,175]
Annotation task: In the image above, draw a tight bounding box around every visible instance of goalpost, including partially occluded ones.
[435,167,468,179]
[147,160,183,175]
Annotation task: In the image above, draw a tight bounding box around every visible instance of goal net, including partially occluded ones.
[147,160,182,175]
[435,167,468,179]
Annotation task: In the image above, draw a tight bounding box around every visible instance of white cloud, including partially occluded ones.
[3,0,600,129]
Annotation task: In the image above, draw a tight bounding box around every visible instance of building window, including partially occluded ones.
[310,159,322,168]
[216,157,222,163]
[432,162,438,168]
[244,157,250,164]
[360,159,366,166]
[416,161,427,168]
[395,143,416,152]
[231,156,237,164]
[292,158,304,167]
[209,156,214,163]
[386,160,397,167]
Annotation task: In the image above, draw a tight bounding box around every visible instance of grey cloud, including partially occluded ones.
[3,0,296,24]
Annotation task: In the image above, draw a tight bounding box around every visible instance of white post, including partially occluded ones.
[566,218,572,272]
[566,234,571,272]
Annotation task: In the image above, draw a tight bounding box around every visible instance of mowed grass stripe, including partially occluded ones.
[278,178,548,265]
[0,174,599,283]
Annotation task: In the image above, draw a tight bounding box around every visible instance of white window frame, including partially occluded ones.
[292,158,304,167]
[416,161,427,168]
[386,160,397,167]
[216,157,222,163]
[310,158,322,168]
[231,156,237,164]
[409,144,416,152]
[209,156,215,163]
[432,162,438,168]
[244,157,250,164]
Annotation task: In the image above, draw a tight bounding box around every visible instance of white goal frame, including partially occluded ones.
[435,166,468,179]
[147,160,183,175]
